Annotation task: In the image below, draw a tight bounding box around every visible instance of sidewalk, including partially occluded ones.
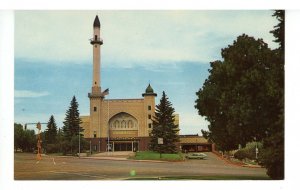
[79,151,168,163]
[81,156,167,163]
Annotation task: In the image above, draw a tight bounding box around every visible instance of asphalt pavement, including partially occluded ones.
[14,152,268,180]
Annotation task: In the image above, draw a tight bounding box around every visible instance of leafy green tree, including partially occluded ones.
[22,129,36,152]
[14,123,36,152]
[14,123,23,151]
[260,131,284,179]
[196,34,277,150]
[260,10,285,180]
[149,91,179,153]
[62,96,83,154]
[45,115,58,144]
[195,10,284,179]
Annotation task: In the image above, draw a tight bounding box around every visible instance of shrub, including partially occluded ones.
[234,142,262,161]
[46,143,61,153]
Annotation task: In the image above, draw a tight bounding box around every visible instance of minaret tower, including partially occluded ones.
[90,15,103,95]
[88,15,107,149]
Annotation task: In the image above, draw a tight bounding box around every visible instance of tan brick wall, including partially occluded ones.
[89,96,102,138]
[101,99,145,138]
[80,116,90,138]
[81,96,156,139]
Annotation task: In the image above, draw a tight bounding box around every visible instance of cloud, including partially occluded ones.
[15,90,49,98]
[178,112,210,135]
[15,10,278,69]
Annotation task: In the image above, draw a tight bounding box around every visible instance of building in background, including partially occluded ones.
[81,15,159,152]
[180,134,213,153]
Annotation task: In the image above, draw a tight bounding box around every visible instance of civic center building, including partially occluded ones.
[80,15,212,153]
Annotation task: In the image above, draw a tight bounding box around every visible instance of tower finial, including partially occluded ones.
[93,15,100,28]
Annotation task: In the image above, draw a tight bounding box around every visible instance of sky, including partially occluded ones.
[14,10,279,134]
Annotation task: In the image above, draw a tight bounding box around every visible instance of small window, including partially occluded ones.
[148,123,152,128]
[94,107,97,112]
[95,35,98,40]
[93,131,97,138]
[148,105,151,110]
[148,114,151,119]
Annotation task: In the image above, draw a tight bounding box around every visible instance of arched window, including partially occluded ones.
[121,120,126,128]
[114,120,120,128]
[109,112,138,130]
[128,120,133,128]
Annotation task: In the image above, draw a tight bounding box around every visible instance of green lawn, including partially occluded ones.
[131,151,184,161]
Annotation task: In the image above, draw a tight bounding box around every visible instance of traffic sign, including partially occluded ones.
[158,138,163,145]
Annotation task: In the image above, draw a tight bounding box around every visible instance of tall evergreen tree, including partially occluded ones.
[260,10,285,180]
[45,115,58,144]
[270,10,285,52]
[149,91,179,153]
[62,96,83,154]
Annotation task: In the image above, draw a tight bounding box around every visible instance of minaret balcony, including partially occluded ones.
[90,38,103,45]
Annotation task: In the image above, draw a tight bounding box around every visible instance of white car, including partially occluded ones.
[185,153,207,159]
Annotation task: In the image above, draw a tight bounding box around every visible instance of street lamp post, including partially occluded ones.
[79,128,81,158]
[254,137,258,160]
[107,93,110,153]
[90,140,92,155]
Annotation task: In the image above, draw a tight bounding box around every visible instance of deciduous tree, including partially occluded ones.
[260,10,285,180]
[196,34,276,150]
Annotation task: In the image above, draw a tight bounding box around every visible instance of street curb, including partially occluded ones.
[83,156,169,163]
[242,164,263,168]
[53,155,171,163]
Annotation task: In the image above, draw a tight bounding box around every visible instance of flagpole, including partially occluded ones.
[79,128,80,158]
[107,93,110,153]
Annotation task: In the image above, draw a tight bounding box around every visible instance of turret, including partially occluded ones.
[142,84,157,97]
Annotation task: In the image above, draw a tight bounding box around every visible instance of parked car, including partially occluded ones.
[185,153,207,159]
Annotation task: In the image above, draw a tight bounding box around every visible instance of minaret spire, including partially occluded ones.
[93,15,100,28]
[89,15,103,96]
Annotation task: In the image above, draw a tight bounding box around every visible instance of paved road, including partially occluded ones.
[14,152,268,180]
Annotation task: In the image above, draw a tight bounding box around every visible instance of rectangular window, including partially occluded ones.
[94,131,97,138]
[148,114,151,119]
[148,123,152,128]
[148,105,151,110]
[94,107,97,112]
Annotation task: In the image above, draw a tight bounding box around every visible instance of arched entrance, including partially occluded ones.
[108,112,139,151]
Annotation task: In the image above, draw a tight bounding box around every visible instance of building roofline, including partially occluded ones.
[103,98,144,101]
